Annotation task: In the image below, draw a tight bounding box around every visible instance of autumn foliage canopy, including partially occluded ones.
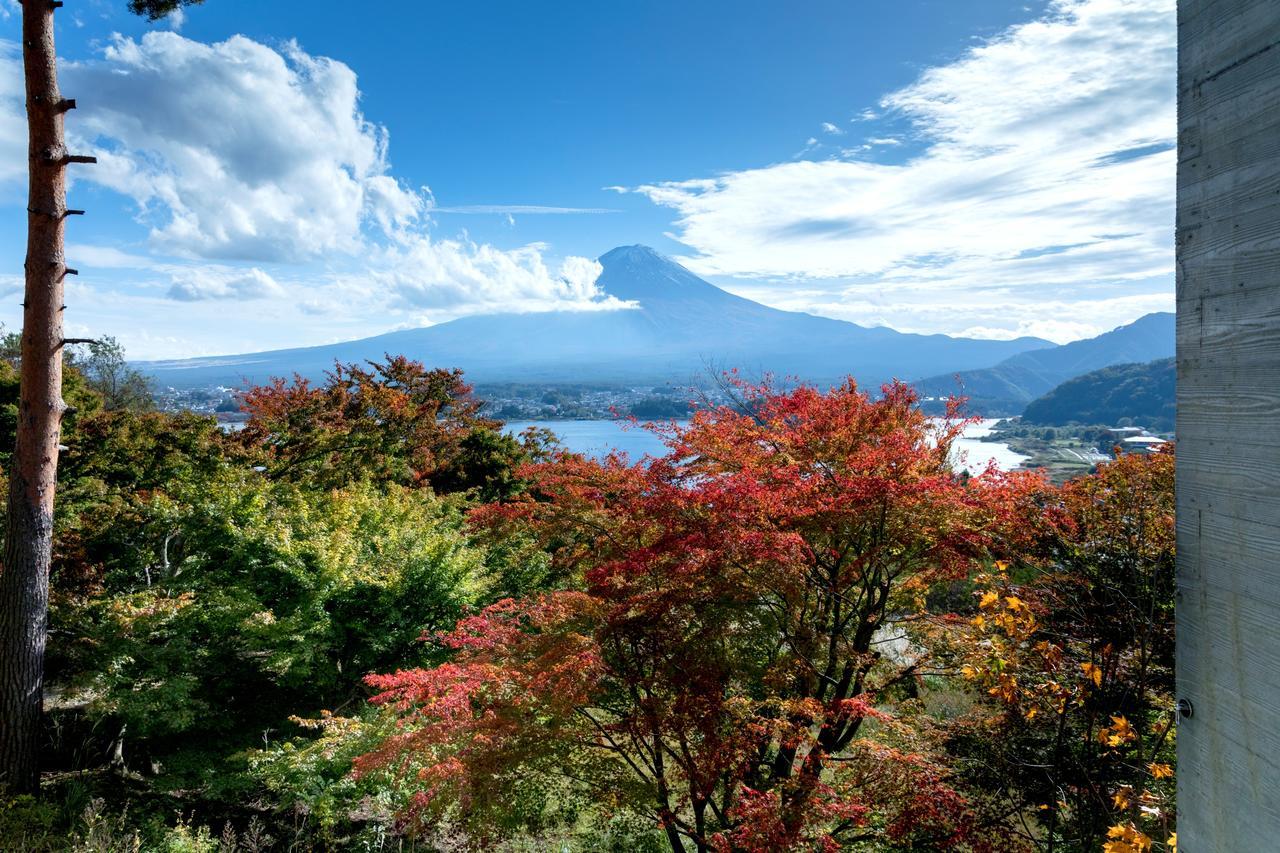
[356,378,1064,851]
[3,350,1174,851]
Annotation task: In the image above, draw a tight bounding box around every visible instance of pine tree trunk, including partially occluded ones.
[0,0,75,794]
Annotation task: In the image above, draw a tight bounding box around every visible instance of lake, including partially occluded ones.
[505,417,1029,472]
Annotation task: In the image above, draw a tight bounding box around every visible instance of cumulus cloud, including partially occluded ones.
[63,33,419,262]
[630,0,1176,337]
[357,238,630,316]
[166,266,284,301]
[46,31,616,321]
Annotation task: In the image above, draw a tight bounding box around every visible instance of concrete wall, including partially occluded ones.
[1176,1,1280,848]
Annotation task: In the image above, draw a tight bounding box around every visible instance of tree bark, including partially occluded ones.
[0,0,75,794]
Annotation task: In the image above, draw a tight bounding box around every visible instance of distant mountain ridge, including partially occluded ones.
[913,312,1175,414]
[138,245,1053,389]
[1022,358,1175,430]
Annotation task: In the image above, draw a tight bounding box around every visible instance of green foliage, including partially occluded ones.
[0,793,62,852]
[67,338,155,413]
[65,474,485,754]
[250,710,406,841]
[128,0,205,21]
[626,395,690,419]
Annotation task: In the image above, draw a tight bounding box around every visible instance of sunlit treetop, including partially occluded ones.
[127,0,204,20]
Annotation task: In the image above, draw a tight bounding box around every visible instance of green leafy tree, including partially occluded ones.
[63,473,487,799]
[67,338,154,413]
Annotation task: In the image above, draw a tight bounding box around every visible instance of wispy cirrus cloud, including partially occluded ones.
[0,40,25,192]
[429,204,622,215]
[627,0,1176,341]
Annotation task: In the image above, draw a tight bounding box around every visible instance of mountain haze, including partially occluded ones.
[913,312,1175,413]
[140,247,1053,389]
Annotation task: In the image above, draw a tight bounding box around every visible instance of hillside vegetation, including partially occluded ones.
[0,345,1177,852]
[1022,357,1175,430]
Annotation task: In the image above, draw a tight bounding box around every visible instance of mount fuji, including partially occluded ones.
[139,245,1053,389]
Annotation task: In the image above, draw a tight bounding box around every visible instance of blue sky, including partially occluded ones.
[0,0,1175,359]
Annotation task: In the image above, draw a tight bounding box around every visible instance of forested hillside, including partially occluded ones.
[1022,358,1175,430]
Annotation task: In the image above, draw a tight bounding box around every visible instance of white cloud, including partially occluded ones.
[0,41,25,191]
[63,32,417,262]
[723,275,1172,343]
[67,244,156,269]
[360,237,631,316]
[429,204,622,215]
[44,32,617,324]
[630,0,1176,338]
[166,266,284,301]
[820,121,844,136]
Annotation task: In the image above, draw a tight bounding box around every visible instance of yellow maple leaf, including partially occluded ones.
[1104,823,1153,853]
[1148,762,1173,779]
[979,590,1000,609]
[1081,662,1103,687]
[1113,786,1133,809]
[1005,595,1024,611]
[1167,832,1176,852]
[1099,715,1137,748]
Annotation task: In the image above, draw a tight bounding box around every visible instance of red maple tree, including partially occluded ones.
[234,356,528,496]
[357,378,1048,850]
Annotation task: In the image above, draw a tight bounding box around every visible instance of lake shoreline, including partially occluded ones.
[505,417,1030,473]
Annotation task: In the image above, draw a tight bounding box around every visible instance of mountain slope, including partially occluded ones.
[913,312,1175,413]
[140,245,1053,389]
[1021,358,1175,430]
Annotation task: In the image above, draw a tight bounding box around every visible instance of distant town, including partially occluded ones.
[155,381,701,424]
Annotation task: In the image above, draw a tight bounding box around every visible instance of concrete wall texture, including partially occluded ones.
[1176,1,1280,848]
